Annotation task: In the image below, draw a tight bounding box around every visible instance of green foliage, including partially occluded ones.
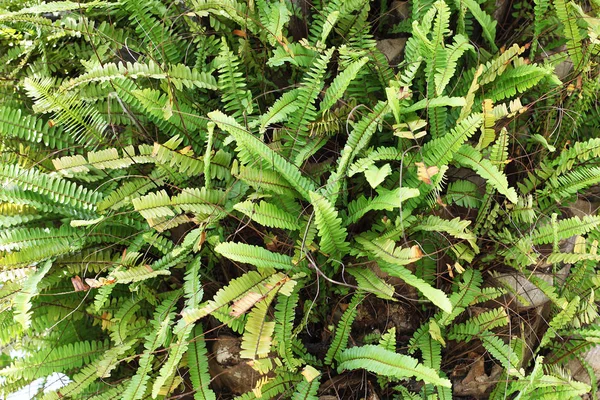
[1,0,599,398]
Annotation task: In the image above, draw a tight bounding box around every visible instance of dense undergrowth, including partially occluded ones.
[1,0,600,398]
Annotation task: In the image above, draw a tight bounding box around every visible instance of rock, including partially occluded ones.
[567,198,600,219]
[493,266,570,310]
[376,38,407,65]
[391,0,410,20]
[208,335,260,395]
[567,345,600,386]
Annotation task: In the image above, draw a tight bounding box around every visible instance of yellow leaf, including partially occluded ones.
[230,292,264,317]
[301,365,321,382]
[415,162,439,184]
[429,320,446,346]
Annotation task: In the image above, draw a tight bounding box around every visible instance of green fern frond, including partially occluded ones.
[240,291,277,360]
[413,215,479,250]
[42,341,135,400]
[337,344,451,387]
[121,293,179,400]
[346,187,420,224]
[448,307,509,341]
[462,0,497,51]
[210,110,317,200]
[454,145,518,203]
[23,77,106,146]
[151,321,194,397]
[325,292,364,365]
[0,339,108,383]
[0,106,74,149]
[256,90,299,133]
[285,48,334,164]
[555,0,584,68]
[274,285,302,369]
[422,113,483,167]
[152,136,205,176]
[132,190,174,220]
[215,242,295,270]
[487,64,552,102]
[319,57,369,113]
[110,264,171,284]
[0,163,100,211]
[61,61,216,92]
[234,164,296,197]
[481,333,523,377]
[13,260,52,330]
[445,180,481,208]
[187,324,216,400]
[182,270,273,324]
[347,267,395,300]
[309,191,350,258]
[326,101,389,200]
[216,38,254,121]
[234,200,300,230]
[291,376,320,400]
[434,35,473,94]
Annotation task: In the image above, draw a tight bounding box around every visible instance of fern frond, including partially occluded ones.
[325,292,364,365]
[42,341,135,400]
[326,101,389,201]
[434,34,473,94]
[454,145,518,203]
[209,110,317,200]
[487,64,552,102]
[422,113,483,167]
[122,293,179,400]
[0,106,74,149]
[413,215,479,250]
[0,340,108,383]
[448,307,509,341]
[240,291,277,360]
[151,322,193,398]
[346,187,420,224]
[274,285,302,369]
[214,242,295,270]
[445,180,481,208]
[337,345,451,387]
[462,0,497,50]
[285,48,333,164]
[0,163,100,211]
[481,333,523,377]
[110,264,170,284]
[132,190,174,220]
[186,324,216,400]
[13,260,52,329]
[152,136,205,176]
[234,200,300,230]
[539,296,580,348]
[291,376,320,400]
[23,77,106,146]
[216,38,253,121]
[347,267,395,300]
[255,90,299,134]
[555,0,584,68]
[309,191,350,258]
[61,61,217,92]
[182,270,273,324]
[319,57,369,113]
[234,164,297,197]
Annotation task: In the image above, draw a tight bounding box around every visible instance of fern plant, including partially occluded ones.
[1,0,599,399]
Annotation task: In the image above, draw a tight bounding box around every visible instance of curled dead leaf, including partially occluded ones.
[415,162,439,184]
[71,276,89,292]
